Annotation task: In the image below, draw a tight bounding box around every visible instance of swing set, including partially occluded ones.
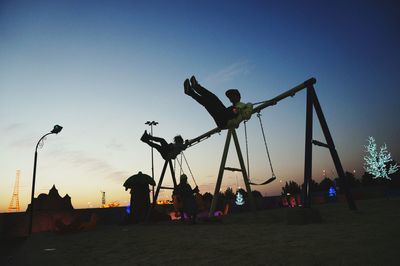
[146,77,357,221]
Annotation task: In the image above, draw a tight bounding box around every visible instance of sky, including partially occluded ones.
[1,0,399,212]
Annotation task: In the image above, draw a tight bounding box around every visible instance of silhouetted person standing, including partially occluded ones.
[123,171,156,223]
[141,131,187,160]
[129,182,150,222]
[184,75,253,129]
[174,174,199,224]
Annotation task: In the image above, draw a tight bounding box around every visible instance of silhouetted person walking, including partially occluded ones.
[141,131,187,160]
[174,174,199,224]
[184,75,253,129]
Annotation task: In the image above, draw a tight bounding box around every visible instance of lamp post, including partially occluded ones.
[28,125,62,235]
[145,120,158,201]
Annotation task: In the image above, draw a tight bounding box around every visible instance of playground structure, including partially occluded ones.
[146,77,357,220]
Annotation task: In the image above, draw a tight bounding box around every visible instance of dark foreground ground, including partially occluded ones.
[2,198,399,266]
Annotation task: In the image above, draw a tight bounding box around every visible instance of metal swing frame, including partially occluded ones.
[145,159,178,221]
[184,77,357,216]
[147,77,357,221]
[146,151,198,222]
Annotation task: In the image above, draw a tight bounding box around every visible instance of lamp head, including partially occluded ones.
[145,121,158,126]
[51,125,63,134]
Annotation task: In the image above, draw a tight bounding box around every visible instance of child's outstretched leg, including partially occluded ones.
[147,134,168,147]
[183,76,229,128]
[140,130,150,142]
[190,76,217,99]
[140,131,163,153]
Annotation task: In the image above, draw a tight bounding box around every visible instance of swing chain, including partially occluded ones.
[182,152,197,187]
[175,152,198,187]
[244,120,250,180]
[257,112,276,178]
[179,153,183,177]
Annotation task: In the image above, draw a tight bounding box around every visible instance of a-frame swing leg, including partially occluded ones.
[168,159,178,187]
[152,160,169,206]
[146,159,178,221]
[209,130,232,217]
[303,83,314,208]
[209,129,256,217]
[146,160,168,222]
[303,83,357,211]
[310,86,357,210]
[231,129,257,213]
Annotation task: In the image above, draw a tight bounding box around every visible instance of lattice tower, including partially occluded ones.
[8,170,21,212]
[101,191,106,206]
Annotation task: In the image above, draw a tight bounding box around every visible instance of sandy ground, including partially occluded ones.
[2,198,400,266]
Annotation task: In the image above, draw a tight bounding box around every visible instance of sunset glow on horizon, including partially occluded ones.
[1,0,399,212]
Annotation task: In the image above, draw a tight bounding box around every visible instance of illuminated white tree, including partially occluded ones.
[235,192,245,206]
[364,136,399,179]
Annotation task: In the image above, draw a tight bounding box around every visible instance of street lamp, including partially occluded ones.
[145,120,158,201]
[28,124,63,234]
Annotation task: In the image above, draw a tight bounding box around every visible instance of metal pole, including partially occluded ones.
[150,124,155,201]
[209,130,232,217]
[231,129,256,213]
[28,125,62,235]
[303,86,313,208]
[168,160,177,187]
[146,160,169,222]
[28,131,55,235]
[28,150,38,235]
[145,121,158,202]
[252,78,316,114]
[310,87,357,210]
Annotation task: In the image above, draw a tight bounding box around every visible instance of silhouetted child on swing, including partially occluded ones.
[184,75,253,129]
[140,131,187,160]
[174,174,199,224]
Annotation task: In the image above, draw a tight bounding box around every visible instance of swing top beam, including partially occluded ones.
[185,77,316,148]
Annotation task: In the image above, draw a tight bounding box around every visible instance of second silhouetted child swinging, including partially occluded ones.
[141,131,187,160]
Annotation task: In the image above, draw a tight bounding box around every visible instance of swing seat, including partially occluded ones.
[244,112,278,186]
[249,175,276,186]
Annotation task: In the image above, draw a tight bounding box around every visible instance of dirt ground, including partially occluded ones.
[2,198,399,266]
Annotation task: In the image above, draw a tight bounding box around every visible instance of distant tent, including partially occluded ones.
[123,171,155,223]
[26,184,74,212]
[123,171,156,190]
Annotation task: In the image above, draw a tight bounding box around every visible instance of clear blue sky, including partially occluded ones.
[1,0,399,211]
